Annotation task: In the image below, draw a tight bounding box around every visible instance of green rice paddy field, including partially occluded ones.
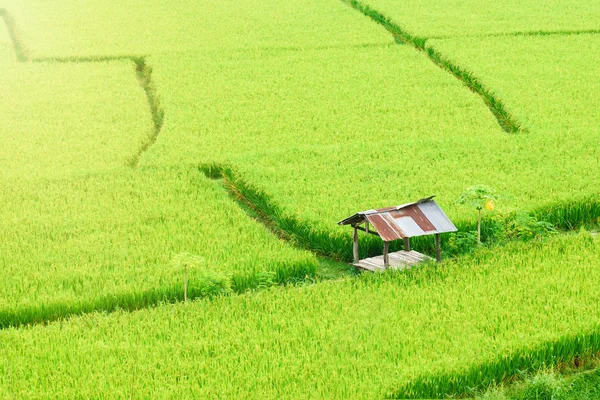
[1,0,599,398]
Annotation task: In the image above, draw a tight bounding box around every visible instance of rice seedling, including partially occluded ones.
[0,166,316,328]
[0,62,152,179]
[1,0,390,59]
[347,0,600,38]
[1,233,598,398]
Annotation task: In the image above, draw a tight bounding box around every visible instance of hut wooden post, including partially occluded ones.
[435,233,441,262]
[403,237,410,251]
[383,241,389,269]
[365,221,369,235]
[353,225,359,263]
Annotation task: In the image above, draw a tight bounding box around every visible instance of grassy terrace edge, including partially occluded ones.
[200,163,600,261]
[128,57,165,167]
[0,257,316,330]
[391,327,600,398]
[341,0,525,133]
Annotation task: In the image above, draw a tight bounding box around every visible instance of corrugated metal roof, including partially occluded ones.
[338,197,457,241]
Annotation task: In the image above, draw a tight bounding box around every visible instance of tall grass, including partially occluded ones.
[0,166,317,328]
[2,233,599,398]
[342,0,523,133]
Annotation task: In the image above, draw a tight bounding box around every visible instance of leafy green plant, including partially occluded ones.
[169,252,205,302]
[504,212,556,241]
[445,231,479,256]
[517,373,565,400]
[188,268,232,299]
[457,185,501,244]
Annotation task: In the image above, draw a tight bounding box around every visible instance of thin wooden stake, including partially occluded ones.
[383,241,389,269]
[353,225,359,263]
[435,233,441,262]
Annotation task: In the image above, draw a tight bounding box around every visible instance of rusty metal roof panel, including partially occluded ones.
[366,213,405,241]
[338,196,457,240]
[337,197,436,226]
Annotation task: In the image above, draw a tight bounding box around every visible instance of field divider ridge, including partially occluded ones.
[30,54,164,167]
[128,57,164,167]
[0,8,28,62]
[0,251,320,330]
[429,28,600,41]
[199,163,379,262]
[340,0,525,133]
[389,326,600,398]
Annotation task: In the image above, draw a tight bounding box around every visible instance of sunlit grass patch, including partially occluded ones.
[1,233,599,398]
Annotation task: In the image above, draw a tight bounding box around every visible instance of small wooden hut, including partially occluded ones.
[338,196,457,272]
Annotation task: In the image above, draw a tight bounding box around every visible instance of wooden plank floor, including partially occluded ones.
[354,250,432,272]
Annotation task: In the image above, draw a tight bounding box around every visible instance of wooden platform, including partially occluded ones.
[354,250,432,272]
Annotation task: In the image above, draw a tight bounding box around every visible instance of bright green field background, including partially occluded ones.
[430,35,600,134]
[0,166,316,326]
[140,42,599,237]
[1,0,600,397]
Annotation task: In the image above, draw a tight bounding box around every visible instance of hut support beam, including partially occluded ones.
[353,225,359,263]
[403,237,410,251]
[383,241,389,269]
[435,233,441,262]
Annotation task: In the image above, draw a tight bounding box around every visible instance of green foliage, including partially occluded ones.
[2,235,600,398]
[503,212,556,241]
[445,231,479,256]
[478,365,600,400]
[458,185,501,211]
[189,268,232,299]
[518,374,564,400]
